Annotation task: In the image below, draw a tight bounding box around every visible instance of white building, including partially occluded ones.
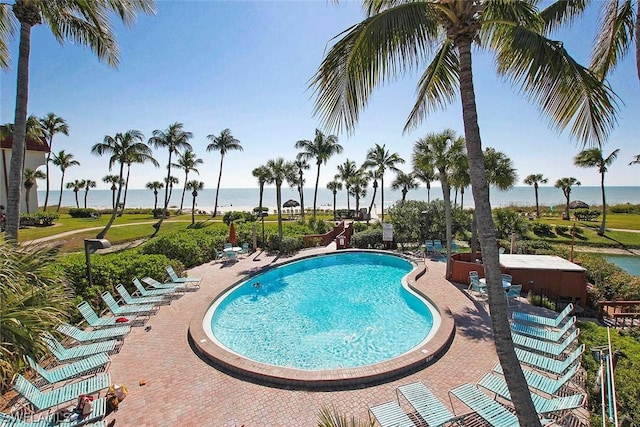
[0,135,48,212]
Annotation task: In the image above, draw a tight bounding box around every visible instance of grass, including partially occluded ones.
[533,213,640,248]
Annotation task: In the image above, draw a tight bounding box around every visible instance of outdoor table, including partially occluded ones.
[223,247,242,254]
[480,278,511,289]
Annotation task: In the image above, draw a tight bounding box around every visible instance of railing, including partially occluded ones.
[599,301,640,327]
[301,221,351,248]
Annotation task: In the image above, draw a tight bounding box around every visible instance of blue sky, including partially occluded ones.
[1,1,639,192]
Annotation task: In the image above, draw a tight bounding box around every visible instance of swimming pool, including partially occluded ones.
[204,252,438,371]
[603,254,640,277]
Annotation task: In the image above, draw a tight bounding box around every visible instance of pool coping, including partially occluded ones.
[188,249,456,390]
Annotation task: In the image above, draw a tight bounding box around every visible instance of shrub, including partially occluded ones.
[19,212,59,226]
[68,208,99,218]
[140,230,224,267]
[152,208,169,218]
[350,228,384,249]
[555,224,569,234]
[573,209,600,221]
[531,222,553,236]
[223,211,256,225]
[609,203,640,214]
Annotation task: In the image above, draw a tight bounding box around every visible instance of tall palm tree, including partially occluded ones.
[83,179,96,209]
[174,149,203,213]
[0,0,155,242]
[348,168,370,214]
[364,168,381,222]
[363,143,404,222]
[206,128,243,218]
[103,175,121,210]
[326,179,342,221]
[39,113,68,211]
[310,2,617,420]
[164,176,179,207]
[450,151,470,209]
[413,167,436,203]
[119,147,159,215]
[630,154,640,166]
[145,181,164,212]
[1,116,44,198]
[295,129,343,218]
[335,159,358,214]
[149,122,193,232]
[391,170,418,202]
[574,148,619,235]
[92,130,151,239]
[186,180,204,225]
[555,177,582,221]
[66,179,84,209]
[292,158,310,221]
[22,167,45,214]
[523,174,548,218]
[51,150,79,212]
[252,165,271,216]
[265,158,294,242]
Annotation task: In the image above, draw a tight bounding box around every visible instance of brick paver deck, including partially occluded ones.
[104,247,529,426]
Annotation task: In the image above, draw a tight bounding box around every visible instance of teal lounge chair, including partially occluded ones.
[505,284,522,307]
[493,363,580,396]
[368,401,413,427]
[516,344,585,376]
[433,240,443,252]
[469,277,487,297]
[116,283,167,306]
[166,265,201,285]
[510,316,576,342]
[425,241,435,254]
[397,382,463,427]
[27,353,110,386]
[511,328,580,357]
[0,398,106,426]
[132,278,176,297]
[43,333,116,362]
[141,276,189,291]
[56,323,130,343]
[448,383,519,427]
[13,373,109,412]
[513,304,574,328]
[77,301,118,328]
[101,291,157,317]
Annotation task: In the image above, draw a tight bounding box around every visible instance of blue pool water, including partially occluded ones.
[603,254,640,277]
[207,252,437,371]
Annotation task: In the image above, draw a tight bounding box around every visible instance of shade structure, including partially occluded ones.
[282,199,299,208]
[229,222,237,244]
[568,200,589,209]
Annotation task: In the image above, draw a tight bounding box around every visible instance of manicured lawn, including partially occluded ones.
[536,213,640,231]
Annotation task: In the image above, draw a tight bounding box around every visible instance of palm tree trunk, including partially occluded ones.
[258,183,264,213]
[74,190,79,209]
[299,183,305,221]
[25,188,31,214]
[213,155,224,217]
[119,165,131,216]
[636,0,640,82]
[458,41,539,426]
[313,162,321,218]
[427,182,431,203]
[97,163,125,239]
[565,193,571,220]
[534,183,540,218]
[180,171,189,212]
[367,180,378,223]
[460,188,465,209]
[380,177,385,222]
[56,172,65,213]
[111,185,116,209]
[599,171,606,235]
[440,175,453,278]
[153,153,173,235]
[470,210,478,259]
[153,190,158,212]
[84,190,89,209]
[191,192,196,225]
[5,21,33,242]
[43,150,51,211]
[332,191,337,220]
[276,183,283,241]
[345,186,350,213]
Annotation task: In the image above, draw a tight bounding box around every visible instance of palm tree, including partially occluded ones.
[348,168,370,214]
[523,174,548,218]
[1,116,44,199]
[22,167,45,213]
[174,149,203,213]
[391,170,418,202]
[413,167,436,203]
[145,181,164,212]
[450,151,470,209]
[317,407,374,427]
[102,175,121,210]
[119,149,158,215]
[66,179,84,209]
[206,128,243,218]
[51,150,79,212]
[310,2,617,420]
[574,148,619,235]
[92,130,151,239]
[364,168,381,222]
[39,113,68,211]
[335,159,358,214]
[148,122,193,232]
[555,177,582,221]
[630,154,640,166]
[0,0,155,242]
[164,176,179,207]
[252,165,271,216]
[326,180,342,221]
[295,129,342,218]
[83,179,96,209]
[186,180,204,225]
[292,158,310,221]
[265,158,294,242]
[363,144,404,222]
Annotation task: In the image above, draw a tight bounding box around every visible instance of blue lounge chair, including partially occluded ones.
[43,333,116,362]
[397,382,463,427]
[469,277,487,297]
[141,277,189,291]
[510,316,576,342]
[493,363,580,396]
[166,265,201,284]
[448,383,520,427]
[238,242,250,256]
[505,284,522,306]
[27,353,110,386]
[101,291,157,317]
[132,278,176,297]
[77,301,118,328]
[425,240,435,254]
[1,399,106,426]
[368,401,413,427]
[433,240,443,252]
[516,344,585,376]
[512,304,574,328]
[501,274,513,284]
[56,323,130,343]
[511,328,580,357]
[116,283,167,306]
[13,373,109,412]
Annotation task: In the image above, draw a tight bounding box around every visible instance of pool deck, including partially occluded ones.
[103,246,544,426]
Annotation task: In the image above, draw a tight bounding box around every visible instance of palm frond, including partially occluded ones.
[404,39,459,132]
[539,0,590,33]
[495,25,620,147]
[0,4,17,69]
[310,2,440,134]
[589,0,634,79]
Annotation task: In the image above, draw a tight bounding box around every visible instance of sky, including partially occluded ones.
[1,1,639,192]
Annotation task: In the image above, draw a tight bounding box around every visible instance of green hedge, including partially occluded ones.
[19,212,59,226]
[350,228,384,249]
[140,229,227,267]
[68,208,99,218]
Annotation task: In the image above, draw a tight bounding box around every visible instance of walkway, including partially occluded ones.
[102,248,543,427]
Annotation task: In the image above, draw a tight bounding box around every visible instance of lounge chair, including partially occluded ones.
[511,328,580,357]
[77,301,118,329]
[469,277,487,297]
[505,284,522,306]
[396,382,463,427]
[223,250,237,263]
[0,398,106,426]
[116,283,167,306]
[56,323,130,343]
[238,242,249,255]
[101,291,157,317]
[501,274,513,284]
[516,344,585,376]
[433,240,443,252]
[212,248,225,263]
[512,304,574,328]
[510,316,576,342]
[477,373,586,414]
[27,353,110,386]
[425,240,435,254]
[448,383,520,427]
[141,276,189,291]
[368,401,413,427]
[43,333,116,362]
[132,278,176,297]
[492,363,580,396]
[166,265,201,284]
[13,373,109,412]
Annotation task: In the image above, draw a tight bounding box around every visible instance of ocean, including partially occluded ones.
[37,186,640,213]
